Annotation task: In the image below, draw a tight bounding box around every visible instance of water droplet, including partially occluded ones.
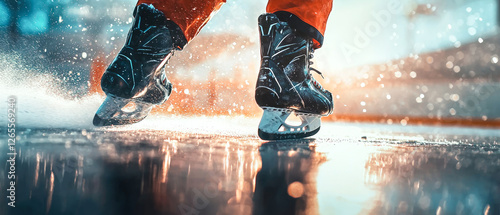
[468,27,476,36]
[449,108,457,115]
[287,182,304,198]
[418,195,431,209]
[449,35,457,42]
[427,103,434,110]
[446,61,454,69]
[421,85,429,93]
[426,56,434,64]
[492,55,498,64]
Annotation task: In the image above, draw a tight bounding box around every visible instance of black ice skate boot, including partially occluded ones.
[255,13,334,140]
[93,4,186,126]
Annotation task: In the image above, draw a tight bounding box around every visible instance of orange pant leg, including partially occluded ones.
[136,0,332,49]
[136,0,226,46]
[267,0,333,48]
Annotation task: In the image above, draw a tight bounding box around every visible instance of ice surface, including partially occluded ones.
[2,121,499,215]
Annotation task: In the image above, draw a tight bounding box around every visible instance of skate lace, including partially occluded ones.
[308,40,326,92]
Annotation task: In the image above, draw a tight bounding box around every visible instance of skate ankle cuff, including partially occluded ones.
[273,11,324,48]
[134,4,188,50]
[164,21,188,50]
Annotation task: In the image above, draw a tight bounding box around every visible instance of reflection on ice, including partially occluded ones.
[365,144,500,215]
[5,126,500,215]
[254,140,324,215]
[316,142,384,215]
[13,129,264,214]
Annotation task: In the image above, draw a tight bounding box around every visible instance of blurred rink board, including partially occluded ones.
[329,35,500,127]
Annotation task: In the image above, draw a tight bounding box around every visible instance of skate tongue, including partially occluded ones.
[258,13,280,35]
[133,4,187,50]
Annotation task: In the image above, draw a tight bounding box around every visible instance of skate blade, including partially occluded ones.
[258,107,321,140]
[93,96,153,126]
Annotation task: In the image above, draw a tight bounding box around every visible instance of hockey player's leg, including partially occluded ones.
[255,2,334,140]
[94,4,182,126]
[266,0,333,48]
[136,0,226,42]
[94,1,225,126]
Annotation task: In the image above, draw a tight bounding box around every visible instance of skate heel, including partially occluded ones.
[255,86,280,107]
[258,107,321,140]
[138,73,172,105]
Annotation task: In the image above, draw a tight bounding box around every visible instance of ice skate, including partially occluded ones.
[93,4,185,126]
[255,13,334,140]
